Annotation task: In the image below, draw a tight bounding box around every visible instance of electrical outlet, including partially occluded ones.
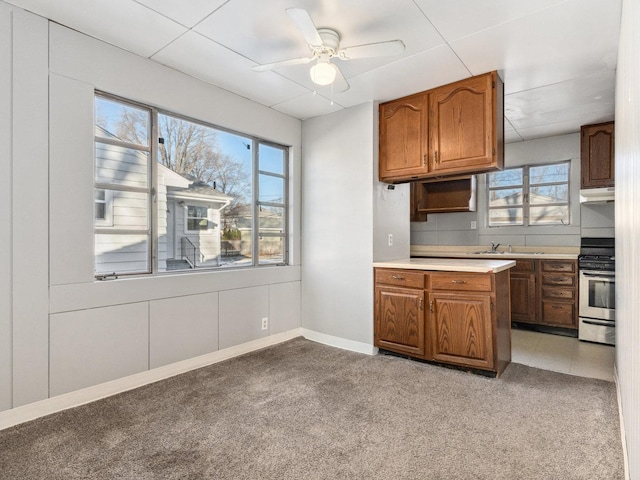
[388,234,393,246]
[470,221,477,230]
[261,317,268,330]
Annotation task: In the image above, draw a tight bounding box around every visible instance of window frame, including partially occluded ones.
[487,160,571,228]
[185,205,211,233]
[94,91,290,278]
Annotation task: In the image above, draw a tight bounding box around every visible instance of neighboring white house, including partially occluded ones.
[94,128,232,274]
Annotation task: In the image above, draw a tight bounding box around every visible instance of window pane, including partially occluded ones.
[259,144,285,175]
[489,188,523,207]
[96,143,149,188]
[489,168,523,188]
[489,208,523,226]
[530,205,569,225]
[95,96,149,147]
[259,174,284,204]
[530,185,569,204]
[157,114,253,270]
[110,191,149,230]
[258,235,284,265]
[259,206,284,231]
[95,189,106,201]
[95,233,149,275]
[530,163,569,185]
[95,203,106,220]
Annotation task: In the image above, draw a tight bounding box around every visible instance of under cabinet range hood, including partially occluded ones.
[579,187,615,204]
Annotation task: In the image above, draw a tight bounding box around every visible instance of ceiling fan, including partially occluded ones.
[252,8,405,92]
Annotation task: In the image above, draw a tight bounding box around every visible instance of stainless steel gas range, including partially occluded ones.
[578,238,615,345]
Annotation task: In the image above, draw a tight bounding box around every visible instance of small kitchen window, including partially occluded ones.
[488,161,570,227]
[186,205,209,232]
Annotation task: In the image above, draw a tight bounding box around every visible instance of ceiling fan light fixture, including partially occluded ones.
[310,61,336,86]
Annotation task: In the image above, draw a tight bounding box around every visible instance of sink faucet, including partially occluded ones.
[491,242,501,252]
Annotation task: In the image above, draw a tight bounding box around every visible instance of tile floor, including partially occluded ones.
[511,327,616,381]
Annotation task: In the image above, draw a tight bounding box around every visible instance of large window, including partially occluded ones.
[94,93,288,277]
[488,161,570,227]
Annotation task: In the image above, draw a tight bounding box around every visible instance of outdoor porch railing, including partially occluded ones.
[180,237,202,269]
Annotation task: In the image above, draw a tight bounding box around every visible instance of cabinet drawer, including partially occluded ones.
[512,260,536,273]
[430,273,492,292]
[541,287,575,301]
[541,260,576,273]
[375,269,425,288]
[541,300,576,327]
[541,273,575,287]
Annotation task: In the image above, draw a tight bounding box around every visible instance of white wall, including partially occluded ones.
[0,2,303,414]
[300,102,409,351]
[0,3,49,411]
[411,132,615,247]
[615,0,640,477]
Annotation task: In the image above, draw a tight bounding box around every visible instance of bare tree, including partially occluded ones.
[115,109,251,230]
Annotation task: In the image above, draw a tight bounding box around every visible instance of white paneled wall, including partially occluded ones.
[50,303,149,396]
[0,2,302,416]
[0,2,12,412]
[150,293,219,369]
[615,0,640,477]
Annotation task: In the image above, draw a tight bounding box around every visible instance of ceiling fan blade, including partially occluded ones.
[330,64,350,93]
[337,40,405,60]
[252,56,313,72]
[285,8,323,47]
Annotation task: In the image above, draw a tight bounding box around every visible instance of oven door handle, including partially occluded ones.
[582,319,615,327]
[581,272,615,278]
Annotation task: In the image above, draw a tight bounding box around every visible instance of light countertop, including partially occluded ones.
[373,257,516,273]
[410,245,579,260]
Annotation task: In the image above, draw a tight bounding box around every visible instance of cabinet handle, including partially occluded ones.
[391,275,404,280]
[451,280,467,284]
[429,300,434,313]
[552,305,564,310]
[423,154,427,167]
[434,151,438,163]
[419,298,423,310]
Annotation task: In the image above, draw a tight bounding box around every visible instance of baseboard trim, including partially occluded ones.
[301,328,377,355]
[0,328,303,431]
[614,364,630,480]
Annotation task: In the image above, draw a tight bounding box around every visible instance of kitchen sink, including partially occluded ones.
[473,250,505,254]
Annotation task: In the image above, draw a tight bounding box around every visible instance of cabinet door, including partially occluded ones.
[428,292,493,370]
[375,286,425,357]
[430,72,501,175]
[581,122,614,188]
[510,273,537,324]
[379,93,429,182]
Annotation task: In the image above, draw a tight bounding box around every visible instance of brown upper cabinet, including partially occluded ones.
[580,121,615,189]
[379,71,504,183]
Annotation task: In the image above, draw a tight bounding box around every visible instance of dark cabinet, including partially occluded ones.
[430,72,503,175]
[379,71,503,183]
[581,122,614,188]
[374,269,426,357]
[410,175,477,222]
[509,258,578,330]
[379,93,429,181]
[509,260,537,324]
[374,267,511,376]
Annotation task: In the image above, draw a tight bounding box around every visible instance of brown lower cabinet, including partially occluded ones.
[510,259,578,330]
[374,268,511,377]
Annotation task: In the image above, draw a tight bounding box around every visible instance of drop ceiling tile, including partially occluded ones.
[152,31,310,107]
[7,0,187,57]
[449,0,621,94]
[194,0,443,79]
[515,121,586,141]
[413,0,567,42]
[331,44,470,108]
[271,92,344,120]
[505,71,616,130]
[133,0,227,28]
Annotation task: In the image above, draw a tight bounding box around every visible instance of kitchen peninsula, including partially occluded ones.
[373,258,514,377]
